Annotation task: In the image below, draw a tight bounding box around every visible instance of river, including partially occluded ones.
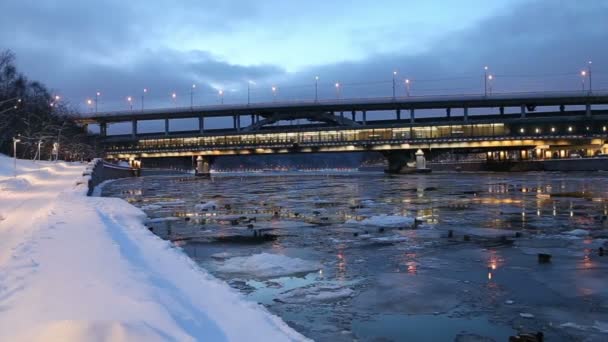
[101,171,608,341]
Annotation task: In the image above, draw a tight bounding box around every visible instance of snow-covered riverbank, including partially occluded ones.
[0,155,307,341]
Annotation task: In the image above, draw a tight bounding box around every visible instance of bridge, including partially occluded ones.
[78,91,608,174]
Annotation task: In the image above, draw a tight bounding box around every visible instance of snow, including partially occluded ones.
[347,215,415,228]
[0,155,308,341]
[370,235,409,243]
[216,253,321,278]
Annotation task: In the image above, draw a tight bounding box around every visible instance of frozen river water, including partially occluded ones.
[102,171,608,341]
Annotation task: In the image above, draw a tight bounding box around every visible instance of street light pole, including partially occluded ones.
[219,89,224,104]
[488,74,494,95]
[405,79,411,97]
[142,88,147,111]
[13,136,20,177]
[37,140,42,162]
[335,82,341,99]
[484,66,488,96]
[392,71,397,99]
[588,61,593,93]
[271,86,277,102]
[171,92,177,108]
[95,92,100,114]
[127,96,133,111]
[581,70,586,91]
[191,84,196,108]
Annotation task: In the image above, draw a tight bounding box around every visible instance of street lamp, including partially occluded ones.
[127,96,133,110]
[219,89,224,104]
[271,86,277,102]
[142,88,147,111]
[315,76,319,102]
[86,99,93,112]
[95,92,100,113]
[392,71,397,99]
[190,84,196,108]
[405,79,411,97]
[488,74,494,95]
[581,70,587,91]
[335,82,341,99]
[13,136,21,177]
[171,92,177,107]
[484,66,489,96]
[587,61,593,93]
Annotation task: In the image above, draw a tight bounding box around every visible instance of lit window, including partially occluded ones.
[535,128,540,134]
[520,128,525,133]
[568,126,573,132]
[551,127,555,133]
[603,126,607,132]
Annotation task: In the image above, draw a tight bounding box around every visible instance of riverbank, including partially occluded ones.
[0,155,307,341]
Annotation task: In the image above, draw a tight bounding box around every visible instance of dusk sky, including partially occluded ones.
[1,0,607,112]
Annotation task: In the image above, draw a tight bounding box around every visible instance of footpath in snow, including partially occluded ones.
[0,155,307,341]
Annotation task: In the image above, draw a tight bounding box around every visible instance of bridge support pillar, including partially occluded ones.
[586,104,591,117]
[132,120,137,139]
[195,156,211,176]
[463,108,468,122]
[100,122,107,137]
[164,119,169,136]
[362,110,367,125]
[410,109,415,123]
[199,116,205,133]
[396,109,401,120]
[446,108,451,118]
[251,114,255,124]
[520,105,526,118]
[351,110,356,121]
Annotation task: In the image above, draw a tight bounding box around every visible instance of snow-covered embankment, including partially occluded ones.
[0,155,307,341]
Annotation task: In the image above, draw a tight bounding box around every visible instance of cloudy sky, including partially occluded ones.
[1,0,606,112]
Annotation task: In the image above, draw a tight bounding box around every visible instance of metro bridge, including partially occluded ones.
[78,91,608,173]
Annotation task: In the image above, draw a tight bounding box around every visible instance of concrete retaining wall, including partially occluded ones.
[86,159,135,196]
[429,158,608,172]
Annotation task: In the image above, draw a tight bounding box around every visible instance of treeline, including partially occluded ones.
[0,50,95,160]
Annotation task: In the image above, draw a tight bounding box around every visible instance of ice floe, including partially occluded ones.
[216,253,321,278]
[346,215,415,228]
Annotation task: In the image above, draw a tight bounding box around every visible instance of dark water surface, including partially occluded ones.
[102,171,608,341]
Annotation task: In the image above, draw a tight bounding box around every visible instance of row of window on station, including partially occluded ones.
[487,147,608,161]
[515,124,608,135]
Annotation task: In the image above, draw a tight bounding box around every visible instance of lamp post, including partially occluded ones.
[405,79,411,97]
[86,99,93,112]
[171,92,177,107]
[271,86,277,102]
[190,84,196,108]
[142,88,147,111]
[581,70,587,91]
[392,71,397,99]
[488,74,494,95]
[484,66,489,96]
[13,136,20,177]
[127,96,133,111]
[335,82,341,99]
[588,61,593,93]
[219,89,224,104]
[95,92,100,113]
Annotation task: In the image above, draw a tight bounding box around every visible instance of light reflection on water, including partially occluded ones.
[102,171,608,341]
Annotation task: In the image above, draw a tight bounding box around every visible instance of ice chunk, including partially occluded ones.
[519,313,534,319]
[140,204,162,211]
[195,200,218,211]
[216,253,321,278]
[564,229,590,236]
[347,215,415,228]
[370,235,409,243]
[277,284,354,303]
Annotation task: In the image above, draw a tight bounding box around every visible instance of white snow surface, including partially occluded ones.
[347,215,415,228]
[0,155,307,341]
[216,253,321,278]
